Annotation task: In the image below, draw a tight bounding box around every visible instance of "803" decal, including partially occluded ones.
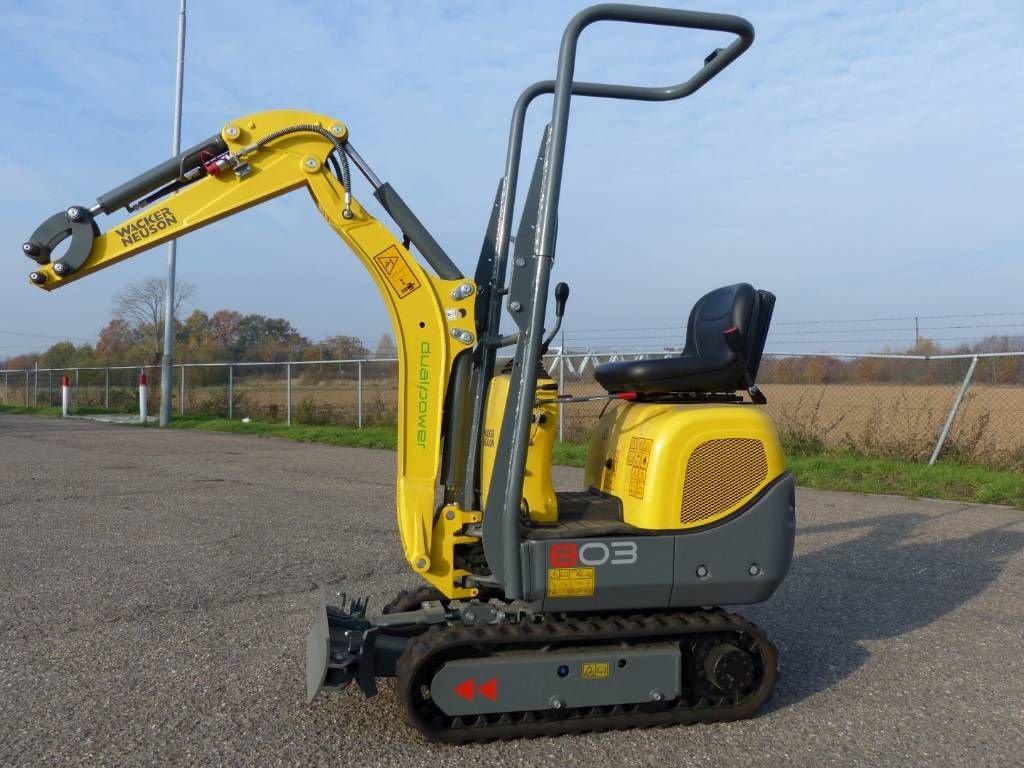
[549,541,638,567]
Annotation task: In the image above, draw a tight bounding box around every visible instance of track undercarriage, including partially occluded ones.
[308,587,778,743]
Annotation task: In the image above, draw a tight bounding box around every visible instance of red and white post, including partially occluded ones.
[61,375,70,417]
[139,370,148,423]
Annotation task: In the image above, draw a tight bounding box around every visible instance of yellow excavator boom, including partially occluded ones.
[24,109,480,598]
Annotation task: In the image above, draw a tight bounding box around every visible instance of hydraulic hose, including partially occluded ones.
[239,123,353,217]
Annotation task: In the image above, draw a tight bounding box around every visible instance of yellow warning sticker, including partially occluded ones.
[547,567,595,597]
[582,662,610,679]
[626,437,652,499]
[372,245,421,299]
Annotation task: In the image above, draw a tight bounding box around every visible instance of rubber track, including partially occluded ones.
[381,586,447,615]
[395,609,778,743]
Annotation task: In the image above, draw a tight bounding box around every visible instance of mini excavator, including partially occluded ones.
[22,4,794,742]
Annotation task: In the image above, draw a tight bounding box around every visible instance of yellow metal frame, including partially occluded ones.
[32,110,480,598]
[479,372,559,524]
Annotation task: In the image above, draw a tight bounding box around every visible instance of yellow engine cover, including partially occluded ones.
[479,372,559,524]
[585,402,786,531]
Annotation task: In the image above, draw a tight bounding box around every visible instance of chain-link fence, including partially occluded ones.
[0,359,399,427]
[3,351,1023,467]
[549,350,1024,467]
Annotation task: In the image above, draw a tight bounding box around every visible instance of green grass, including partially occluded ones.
[3,404,1021,509]
[553,441,590,467]
[164,416,399,450]
[788,451,1024,508]
[0,403,120,417]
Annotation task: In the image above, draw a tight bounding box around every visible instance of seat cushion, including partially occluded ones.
[594,353,744,394]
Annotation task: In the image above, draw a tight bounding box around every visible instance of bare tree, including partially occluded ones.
[113,277,195,362]
[323,334,370,360]
[374,333,396,360]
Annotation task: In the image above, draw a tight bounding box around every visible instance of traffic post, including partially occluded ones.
[139,370,149,423]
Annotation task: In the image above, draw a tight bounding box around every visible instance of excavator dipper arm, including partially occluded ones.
[22,109,480,599]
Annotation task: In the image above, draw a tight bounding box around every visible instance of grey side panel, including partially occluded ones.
[670,473,796,607]
[430,643,680,716]
[517,473,795,613]
[521,535,676,612]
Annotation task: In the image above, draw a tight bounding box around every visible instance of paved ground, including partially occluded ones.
[1,414,1022,767]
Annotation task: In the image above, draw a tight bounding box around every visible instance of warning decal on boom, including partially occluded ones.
[373,245,421,298]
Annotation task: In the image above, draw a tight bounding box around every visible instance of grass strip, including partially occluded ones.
[3,405,1020,508]
[787,451,1023,508]
[165,416,399,450]
[0,404,118,417]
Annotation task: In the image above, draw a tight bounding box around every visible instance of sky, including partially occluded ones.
[1,0,1022,359]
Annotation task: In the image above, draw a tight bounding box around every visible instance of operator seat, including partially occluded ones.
[594,283,775,396]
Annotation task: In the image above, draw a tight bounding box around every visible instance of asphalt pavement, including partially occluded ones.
[1,414,1022,767]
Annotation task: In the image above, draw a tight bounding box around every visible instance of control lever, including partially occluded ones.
[723,326,766,404]
[541,282,570,355]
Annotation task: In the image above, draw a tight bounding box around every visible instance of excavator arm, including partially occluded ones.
[22,109,480,598]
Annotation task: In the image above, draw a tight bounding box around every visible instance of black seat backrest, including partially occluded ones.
[683,283,775,387]
[746,288,775,380]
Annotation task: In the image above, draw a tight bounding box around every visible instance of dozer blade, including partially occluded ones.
[305,600,332,702]
[305,592,375,702]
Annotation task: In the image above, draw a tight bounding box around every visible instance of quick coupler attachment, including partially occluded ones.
[23,205,99,278]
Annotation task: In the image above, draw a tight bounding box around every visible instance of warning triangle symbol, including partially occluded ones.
[453,677,498,702]
[378,256,397,274]
[478,677,498,701]
[454,678,475,701]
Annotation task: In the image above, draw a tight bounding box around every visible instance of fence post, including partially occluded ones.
[48,370,52,407]
[4,370,7,402]
[286,362,292,426]
[357,360,363,429]
[61,375,70,416]
[105,367,110,410]
[929,355,979,466]
[179,365,185,415]
[75,368,79,389]
[34,363,38,406]
[228,364,233,420]
[25,371,30,405]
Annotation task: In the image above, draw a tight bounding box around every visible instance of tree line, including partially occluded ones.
[4,277,1022,386]
[3,277,396,371]
[757,336,1024,386]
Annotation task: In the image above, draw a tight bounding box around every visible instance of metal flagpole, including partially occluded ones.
[160,0,187,426]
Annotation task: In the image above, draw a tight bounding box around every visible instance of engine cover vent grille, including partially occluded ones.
[681,438,768,526]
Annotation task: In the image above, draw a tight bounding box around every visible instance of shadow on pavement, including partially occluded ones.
[762,507,1024,710]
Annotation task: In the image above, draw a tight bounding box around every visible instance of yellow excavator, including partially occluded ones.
[21,4,794,742]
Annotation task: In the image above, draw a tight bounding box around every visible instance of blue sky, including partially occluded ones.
[1,0,1022,357]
